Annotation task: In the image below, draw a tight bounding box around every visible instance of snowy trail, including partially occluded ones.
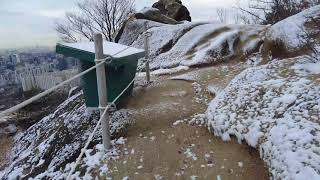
[107,63,269,179]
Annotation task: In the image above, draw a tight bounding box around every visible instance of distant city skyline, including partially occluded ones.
[0,0,238,49]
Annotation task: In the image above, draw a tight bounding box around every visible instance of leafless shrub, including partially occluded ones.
[236,0,320,25]
[298,16,320,62]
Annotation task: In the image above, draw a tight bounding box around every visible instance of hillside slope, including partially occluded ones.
[1,92,132,179]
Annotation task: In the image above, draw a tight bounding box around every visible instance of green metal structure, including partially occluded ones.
[56,42,145,108]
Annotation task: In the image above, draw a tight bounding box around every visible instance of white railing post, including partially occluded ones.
[94,33,111,149]
[144,22,151,83]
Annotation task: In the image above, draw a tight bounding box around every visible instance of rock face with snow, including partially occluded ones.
[115,0,191,42]
[118,21,267,70]
[134,7,179,25]
[1,92,132,179]
[152,0,191,22]
[206,56,320,179]
[265,5,320,57]
[116,19,164,45]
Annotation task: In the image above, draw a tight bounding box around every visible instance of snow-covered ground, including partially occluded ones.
[293,61,320,75]
[1,92,133,179]
[30,138,127,179]
[206,56,320,179]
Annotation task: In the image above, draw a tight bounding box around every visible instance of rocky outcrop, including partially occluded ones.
[118,21,267,70]
[115,19,165,45]
[133,0,191,24]
[115,0,191,42]
[115,2,269,70]
[152,0,191,22]
[1,92,133,179]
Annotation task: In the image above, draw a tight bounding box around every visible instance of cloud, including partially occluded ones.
[38,9,66,18]
[0,10,60,49]
[0,28,58,49]
[0,0,240,49]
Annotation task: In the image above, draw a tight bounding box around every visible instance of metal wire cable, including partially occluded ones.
[0,60,107,118]
[66,62,146,180]
[0,46,133,118]
[0,44,145,179]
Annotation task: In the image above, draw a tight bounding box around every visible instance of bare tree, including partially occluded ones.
[299,16,320,62]
[216,8,228,23]
[233,8,260,24]
[56,0,135,42]
[237,0,320,25]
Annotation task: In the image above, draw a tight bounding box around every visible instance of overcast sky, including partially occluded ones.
[0,0,239,49]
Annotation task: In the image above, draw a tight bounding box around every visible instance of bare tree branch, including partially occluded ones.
[236,0,320,25]
[216,8,228,23]
[56,0,135,42]
[237,6,266,22]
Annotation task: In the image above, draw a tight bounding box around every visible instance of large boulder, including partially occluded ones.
[119,22,267,70]
[152,0,191,22]
[114,9,176,43]
[134,7,179,25]
[115,0,191,43]
[205,56,320,179]
[264,5,320,58]
[115,19,165,45]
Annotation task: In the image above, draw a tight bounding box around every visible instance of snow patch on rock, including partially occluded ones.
[118,21,266,70]
[293,61,320,75]
[206,56,320,179]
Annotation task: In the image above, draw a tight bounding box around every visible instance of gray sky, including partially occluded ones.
[0,0,238,49]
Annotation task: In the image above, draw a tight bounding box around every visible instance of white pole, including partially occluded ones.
[94,33,111,149]
[144,22,151,83]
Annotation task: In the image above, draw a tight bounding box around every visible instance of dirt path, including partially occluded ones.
[0,136,12,173]
[108,63,269,179]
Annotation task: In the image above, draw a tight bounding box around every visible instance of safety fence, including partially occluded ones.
[0,32,151,179]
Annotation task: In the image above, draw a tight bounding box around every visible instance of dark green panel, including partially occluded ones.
[56,43,144,108]
[56,44,96,63]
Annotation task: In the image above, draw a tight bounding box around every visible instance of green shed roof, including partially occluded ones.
[56,42,145,63]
